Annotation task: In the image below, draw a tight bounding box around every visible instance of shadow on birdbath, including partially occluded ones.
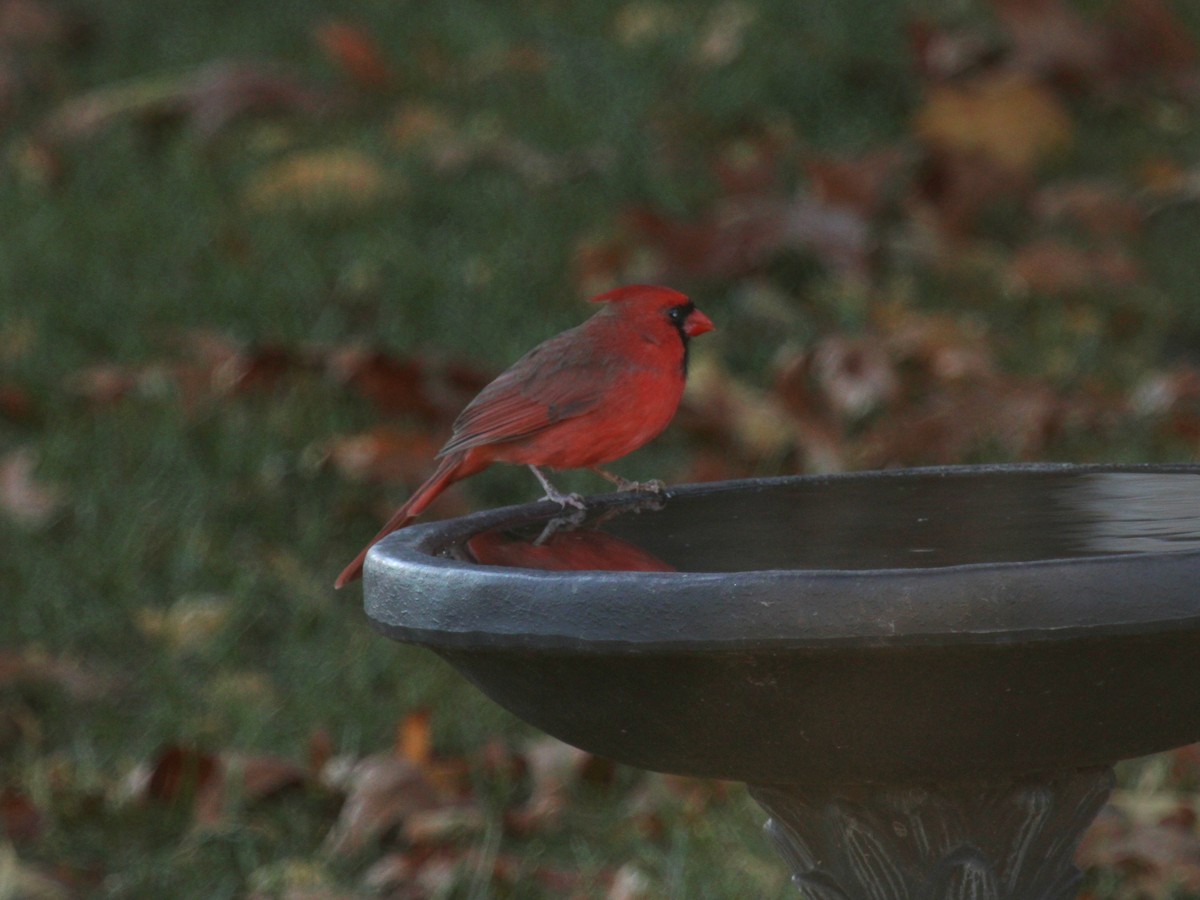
[363,464,1200,899]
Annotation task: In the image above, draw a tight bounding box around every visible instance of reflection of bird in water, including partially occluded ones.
[467,525,676,573]
[335,284,713,588]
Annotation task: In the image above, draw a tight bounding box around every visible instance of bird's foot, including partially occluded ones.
[529,465,587,511]
[543,489,587,511]
[591,467,666,495]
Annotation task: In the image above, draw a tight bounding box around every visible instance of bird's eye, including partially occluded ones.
[667,304,689,324]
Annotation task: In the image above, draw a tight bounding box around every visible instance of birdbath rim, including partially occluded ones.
[363,462,1200,653]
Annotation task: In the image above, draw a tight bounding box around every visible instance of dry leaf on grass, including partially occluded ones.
[0,448,63,528]
[243,150,391,214]
[1007,238,1141,295]
[313,20,393,89]
[914,73,1073,174]
[321,753,448,856]
[135,594,233,653]
[38,60,338,147]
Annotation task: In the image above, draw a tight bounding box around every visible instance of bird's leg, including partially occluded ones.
[591,466,666,495]
[533,507,587,546]
[529,465,586,511]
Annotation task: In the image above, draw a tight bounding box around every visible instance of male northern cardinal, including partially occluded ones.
[334,284,714,588]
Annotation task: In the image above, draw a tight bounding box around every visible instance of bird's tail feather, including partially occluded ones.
[334,453,466,589]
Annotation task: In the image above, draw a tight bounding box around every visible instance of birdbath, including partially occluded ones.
[362,463,1200,899]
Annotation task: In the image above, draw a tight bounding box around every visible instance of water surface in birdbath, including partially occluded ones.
[447,470,1200,573]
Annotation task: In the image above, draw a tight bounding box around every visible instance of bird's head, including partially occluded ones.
[589,284,715,340]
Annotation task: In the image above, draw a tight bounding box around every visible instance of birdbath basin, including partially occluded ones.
[363,463,1200,899]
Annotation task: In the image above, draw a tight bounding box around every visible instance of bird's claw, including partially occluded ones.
[542,490,586,511]
[616,477,665,495]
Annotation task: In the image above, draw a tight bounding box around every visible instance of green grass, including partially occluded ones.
[4,0,1200,896]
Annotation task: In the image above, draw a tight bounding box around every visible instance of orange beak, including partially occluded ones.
[684,308,715,337]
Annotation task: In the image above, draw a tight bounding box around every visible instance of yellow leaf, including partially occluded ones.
[243,150,391,213]
[914,74,1073,173]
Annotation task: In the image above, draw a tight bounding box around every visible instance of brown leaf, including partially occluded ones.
[803,148,909,220]
[912,148,1030,239]
[1031,180,1144,238]
[0,383,36,423]
[320,426,443,485]
[990,0,1107,86]
[0,650,112,701]
[228,752,308,802]
[1008,238,1141,295]
[914,73,1073,174]
[322,753,446,856]
[506,737,604,833]
[313,20,393,89]
[859,374,1110,465]
[1,787,43,842]
[626,191,871,281]
[146,745,221,806]
[907,18,1004,82]
[324,346,486,422]
[39,60,339,147]
[873,305,996,383]
[1107,0,1200,85]
[0,0,89,49]
[0,448,64,528]
[810,334,899,421]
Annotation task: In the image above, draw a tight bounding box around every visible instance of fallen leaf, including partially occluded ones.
[1107,0,1200,87]
[322,753,445,856]
[607,863,653,900]
[0,843,69,900]
[914,72,1073,174]
[0,448,63,528]
[146,745,221,806]
[318,426,443,484]
[907,18,1004,82]
[626,191,871,281]
[873,305,996,383]
[693,2,757,68]
[313,20,393,89]
[226,752,308,802]
[859,374,1112,465]
[0,0,88,49]
[135,594,233,653]
[1007,238,1141,295]
[810,333,899,421]
[506,737,606,833]
[243,150,390,214]
[402,805,486,845]
[803,148,909,220]
[0,788,43,842]
[38,60,339,148]
[396,708,432,768]
[1031,180,1144,238]
[0,384,36,424]
[0,650,112,701]
[912,148,1030,239]
[991,0,1107,86]
[389,104,454,152]
[613,3,681,46]
[324,346,488,422]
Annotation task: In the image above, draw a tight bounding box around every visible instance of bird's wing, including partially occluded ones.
[436,326,620,458]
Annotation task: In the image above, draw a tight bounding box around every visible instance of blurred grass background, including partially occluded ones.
[3,0,1200,896]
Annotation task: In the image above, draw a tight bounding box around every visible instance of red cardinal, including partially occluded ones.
[335,284,714,588]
